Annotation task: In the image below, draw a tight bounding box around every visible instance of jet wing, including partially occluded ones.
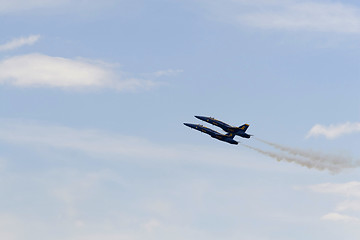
[195,116,232,130]
[184,122,239,145]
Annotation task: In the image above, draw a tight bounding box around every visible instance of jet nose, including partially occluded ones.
[195,116,207,121]
[184,123,195,128]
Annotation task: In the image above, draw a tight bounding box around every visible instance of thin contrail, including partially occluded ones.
[242,144,340,173]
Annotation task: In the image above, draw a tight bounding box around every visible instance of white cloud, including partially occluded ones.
[0,35,40,51]
[322,212,360,223]
[307,122,360,139]
[0,54,113,88]
[202,0,360,34]
[0,54,160,91]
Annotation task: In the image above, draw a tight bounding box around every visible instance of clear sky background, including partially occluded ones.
[0,0,360,239]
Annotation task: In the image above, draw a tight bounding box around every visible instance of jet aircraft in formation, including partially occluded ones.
[184,116,252,145]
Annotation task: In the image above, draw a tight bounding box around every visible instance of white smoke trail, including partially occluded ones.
[242,144,340,173]
[248,138,359,173]
[255,138,350,166]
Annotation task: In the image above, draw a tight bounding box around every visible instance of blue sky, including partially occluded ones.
[0,0,360,239]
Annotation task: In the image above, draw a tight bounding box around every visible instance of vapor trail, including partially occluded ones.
[250,138,359,172]
[242,144,340,173]
[255,138,348,165]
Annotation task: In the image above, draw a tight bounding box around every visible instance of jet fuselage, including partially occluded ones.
[183,123,238,145]
[195,116,252,138]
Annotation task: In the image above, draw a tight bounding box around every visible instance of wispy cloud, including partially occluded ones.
[307,122,360,139]
[240,2,360,33]
[0,119,175,160]
[152,69,183,78]
[203,0,360,34]
[0,53,163,91]
[0,35,40,52]
[0,119,268,170]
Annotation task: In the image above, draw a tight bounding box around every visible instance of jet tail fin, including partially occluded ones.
[238,124,249,132]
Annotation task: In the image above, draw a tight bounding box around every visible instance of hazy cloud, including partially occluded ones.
[240,2,360,33]
[307,122,360,139]
[308,182,360,223]
[322,212,360,223]
[0,119,269,170]
[0,53,160,91]
[0,35,40,51]
[152,69,183,78]
[336,200,360,212]
[0,0,117,14]
[0,119,176,160]
[0,214,22,240]
[203,0,360,34]
[308,182,360,198]
[143,219,162,232]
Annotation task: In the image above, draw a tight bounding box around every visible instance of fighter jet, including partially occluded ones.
[183,123,238,145]
[195,116,252,138]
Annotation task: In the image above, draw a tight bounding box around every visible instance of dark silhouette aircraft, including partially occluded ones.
[183,123,238,145]
[195,116,252,139]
